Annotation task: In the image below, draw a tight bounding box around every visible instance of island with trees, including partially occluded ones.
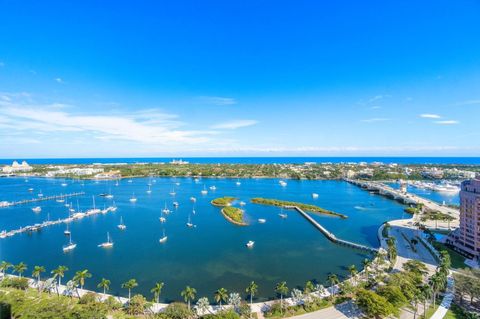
[211,196,236,207]
[220,206,248,226]
[251,198,348,219]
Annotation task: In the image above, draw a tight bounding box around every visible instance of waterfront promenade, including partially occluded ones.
[0,192,85,207]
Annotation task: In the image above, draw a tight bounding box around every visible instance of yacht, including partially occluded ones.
[279,213,288,219]
[28,188,34,192]
[279,180,287,187]
[129,193,137,203]
[209,185,217,191]
[236,180,241,186]
[98,232,114,248]
[159,216,166,223]
[118,217,126,230]
[63,237,77,252]
[194,178,200,183]
[201,185,208,195]
[61,183,67,187]
[239,201,246,206]
[258,218,266,224]
[162,203,171,214]
[246,240,255,248]
[159,229,168,243]
[56,197,65,203]
[312,193,319,199]
[190,197,197,203]
[173,201,179,207]
[32,206,42,213]
[175,182,180,186]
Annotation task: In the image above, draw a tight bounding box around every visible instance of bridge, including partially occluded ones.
[344,179,459,220]
[284,205,379,253]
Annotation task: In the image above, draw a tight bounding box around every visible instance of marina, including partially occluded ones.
[0,192,85,208]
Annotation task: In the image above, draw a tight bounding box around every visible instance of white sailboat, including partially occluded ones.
[279,180,287,187]
[312,193,319,199]
[32,206,41,213]
[118,217,126,230]
[63,236,77,252]
[146,185,152,194]
[186,213,195,228]
[64,222,71,236]
[173,201,179,207]
[209,185,217,191]
[278,208,288,219]
[129,193,137,203]
[111,201,118,212]
[162,202,171,214]
[98,232,114,248]
[38,190,43,197]
[236,179,241,186]
[169,188,176,196]
[159,229,168,243]
[201,185,208,195]
[246,240,255,248]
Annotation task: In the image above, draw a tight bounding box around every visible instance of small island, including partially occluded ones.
[251,197,348,219]
[211,196,236,207]
[221,206,248,226]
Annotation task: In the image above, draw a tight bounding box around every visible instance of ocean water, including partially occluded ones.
[1,157,480,165]
[0,177,407,301]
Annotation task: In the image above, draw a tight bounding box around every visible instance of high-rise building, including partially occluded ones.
[447,175,480,262]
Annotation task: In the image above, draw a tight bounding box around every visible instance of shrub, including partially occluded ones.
[0,277,29,290]
[158,302,193,319]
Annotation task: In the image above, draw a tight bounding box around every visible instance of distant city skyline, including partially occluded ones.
[1,1,479,158]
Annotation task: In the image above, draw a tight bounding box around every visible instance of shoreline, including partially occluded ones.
[220,207,248,226]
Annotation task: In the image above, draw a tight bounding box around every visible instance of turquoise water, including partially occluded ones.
[0,177,406,301]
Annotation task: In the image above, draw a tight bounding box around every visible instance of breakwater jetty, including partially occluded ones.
[285,205,378,253]
[0,206,117,239]
[0,192,85,208]
[344,179,459,218]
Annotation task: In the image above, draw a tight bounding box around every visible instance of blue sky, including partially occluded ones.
[0,0,479,158]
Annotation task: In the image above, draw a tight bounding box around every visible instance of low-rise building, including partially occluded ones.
[2,160,32,173]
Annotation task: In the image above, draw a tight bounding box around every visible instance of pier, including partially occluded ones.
[285,205,379,253]
[0,192,85,208]
[344,179,459,219]
[0,206,117,239]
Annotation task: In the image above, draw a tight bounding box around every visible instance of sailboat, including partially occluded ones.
[258,218,266,223]
[190,196,197,203]
[118,217,126,230]
[61,182,67,187]
[162,202,170,214]
[159,229,168,243]
[129,193,137,203]
[146,185,152,194]
[173,201,179,207]
[278,207,288,219]
[63,236,77,252]
[246,240,255,248]
[105,188,114,199]
[98,232,114,248]
[201,185,208,195]
[312,193,319,199]
[279,180,287,187]
[236,180,241,186]
[209,185,217,191]
[28,188,34,192]
[32,206,41,213]
[38,190,43,197]
[64,222,71,236]
[115,180,119,187]
[111,201,118,212]
[169,188,176,196]
[186,213,195,228]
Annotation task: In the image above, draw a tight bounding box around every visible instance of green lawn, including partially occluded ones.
[432,242,468,269]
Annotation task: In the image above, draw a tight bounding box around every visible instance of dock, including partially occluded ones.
[0,192,85,208]
[344,179,459,219]
[0,206,117,239]
[284,205,379,253]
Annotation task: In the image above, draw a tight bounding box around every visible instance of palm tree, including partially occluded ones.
[214,288,228,309]
[181,286,196,311]
[420,285,432,319]
[348,265,358,285]
[122,278,138,302]
[73,269,92,290]
[97,278,111,295]
[0,261,12,279]
[32,265,45,288]
[13,262,27,278]
[196,297,210,315]
[429,273,446,309]
[327,274,339,297]
[362,258,371,280]
[246,281,258,315]
[150,282,164,303]
[304,280,315,294]
[275,281,289,313]
[51,265,68,287]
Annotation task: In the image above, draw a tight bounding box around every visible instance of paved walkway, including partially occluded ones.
[287,302,362,319]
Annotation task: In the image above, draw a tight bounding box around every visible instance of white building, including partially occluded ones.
[2,161,33,174]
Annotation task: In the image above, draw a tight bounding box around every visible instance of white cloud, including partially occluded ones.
[434,120,459,125]
[197,96,236,106]
[456,99,480,106]
[0,98,215,145]
[211,119,258,130]
[55,78,64,84]
[360,118,390,123]
[420,113,441,119]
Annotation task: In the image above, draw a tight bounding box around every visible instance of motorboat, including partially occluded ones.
[32,206,41,213]
[209,185,217,191]
[162,203,171,214]
[279,213,288,219]
[246,241,255,248]
[312,193,319,199]
[258,219,266,223]
[190,197,197,203]
[279,180,287,187]
[173,201,179,207]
